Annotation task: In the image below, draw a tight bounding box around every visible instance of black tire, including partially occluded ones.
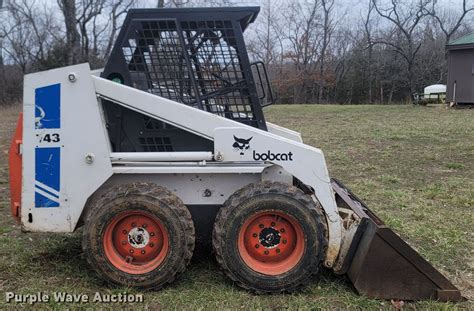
[213,181,328,293]
[82,182,195,289]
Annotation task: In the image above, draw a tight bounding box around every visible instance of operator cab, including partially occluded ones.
[101,7,274,152]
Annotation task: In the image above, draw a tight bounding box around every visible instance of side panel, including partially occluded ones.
[22,64,113,232]
[101,173,261,205]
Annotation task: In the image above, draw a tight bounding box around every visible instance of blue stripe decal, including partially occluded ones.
[35,147,60,208]
[34,184,59,198]
[35,84,61,129]
[35,192,59,208]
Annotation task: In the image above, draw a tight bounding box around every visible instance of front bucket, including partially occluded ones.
[331,179,462,302]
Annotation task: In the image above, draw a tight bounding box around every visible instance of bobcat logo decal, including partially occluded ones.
[233,135,253,155]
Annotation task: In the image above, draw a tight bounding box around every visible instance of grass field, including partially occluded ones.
[0,104,472,310]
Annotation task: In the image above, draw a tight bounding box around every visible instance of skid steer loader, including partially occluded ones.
[8,7,461,301]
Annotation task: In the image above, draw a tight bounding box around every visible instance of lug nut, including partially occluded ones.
[141,250,146,254]
[149,243,154,247]
[121,241,127,245]
[129,249,134,254]
[271,222,276,227]
[131,223,136,227]
[142,224,147,228]
[264,250,269,255]
[276,248,281,253]
[255,244,260,248]
[259,224,264,228]
[280,228,285,233]
[252,233,257,237]
[150,232,155,237]
[122,230,127,234]
[282,239,287,244]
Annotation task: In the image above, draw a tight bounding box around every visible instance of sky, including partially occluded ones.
[1,0,465,23]
[138,0,473,30]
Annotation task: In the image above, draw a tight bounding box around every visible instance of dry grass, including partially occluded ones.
[0,103,472,310]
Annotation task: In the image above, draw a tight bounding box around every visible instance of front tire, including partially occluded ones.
[213,181,328,293]
[82,182,195,289]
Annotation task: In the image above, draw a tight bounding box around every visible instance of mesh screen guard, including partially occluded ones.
[103,7,266,130]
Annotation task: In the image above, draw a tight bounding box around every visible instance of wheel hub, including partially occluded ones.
[128,227,150,249]
[238,211,305,275]
[259,227,281,248]
[103,210,169,274]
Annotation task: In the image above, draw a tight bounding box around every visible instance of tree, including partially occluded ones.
[58,0,81,65]
[317,0,335,104]
[76,0,106,61]
[2,0,62,71]
[247,0,285,66]
[372,0,431,97]
[427,0,474,53]
[363,0,375,103]
[1,0,63,104]
[156,0,190,7]
[0,0,6,104]
[0,0,471,105]
[104,0,134,59]
[282,0,322,104]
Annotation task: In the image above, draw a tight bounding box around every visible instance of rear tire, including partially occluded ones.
[82,182,195,289]
[213,181,328,293]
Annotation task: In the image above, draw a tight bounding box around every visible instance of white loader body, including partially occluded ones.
[21,64,342,267]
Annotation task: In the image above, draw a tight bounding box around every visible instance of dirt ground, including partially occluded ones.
[0,104,472,310]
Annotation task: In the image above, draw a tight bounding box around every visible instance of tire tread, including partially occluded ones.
[212,181,328,294]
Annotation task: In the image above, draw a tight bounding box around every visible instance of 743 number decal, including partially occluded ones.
[39,133,60,143]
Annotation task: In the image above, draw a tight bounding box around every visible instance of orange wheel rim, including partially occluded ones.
[238,211,305,275]
[103,210,169,274]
